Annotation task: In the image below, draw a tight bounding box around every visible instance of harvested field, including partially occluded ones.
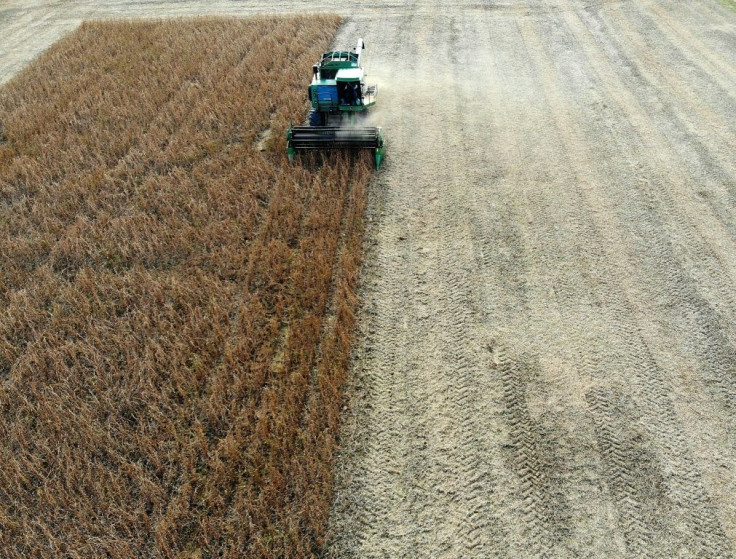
[0,16,373,558]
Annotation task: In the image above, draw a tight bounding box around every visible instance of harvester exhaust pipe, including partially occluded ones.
[354,38,365,67]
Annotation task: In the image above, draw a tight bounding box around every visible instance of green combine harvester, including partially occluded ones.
[287,38,385,169]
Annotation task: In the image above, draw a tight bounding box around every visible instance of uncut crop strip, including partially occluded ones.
[0,16,372,558]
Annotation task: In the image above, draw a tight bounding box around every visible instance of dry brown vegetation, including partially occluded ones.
[0,16,372,557]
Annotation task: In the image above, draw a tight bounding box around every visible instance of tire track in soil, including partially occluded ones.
[330,4,511,555]
[571,1,722,551]
[498,7,639,555]
[572,4,736,543]
[584,388,660,558]
[602,2,736,232]
[459,9,586,557]
[332,0,736,555]
[550,4,736,549]
[646,0,736,88]
[490,345,572,558]
[525,1,735,554]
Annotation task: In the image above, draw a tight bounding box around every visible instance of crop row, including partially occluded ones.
[0,16,371,557]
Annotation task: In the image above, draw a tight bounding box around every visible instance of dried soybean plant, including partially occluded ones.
[0,16,372,558]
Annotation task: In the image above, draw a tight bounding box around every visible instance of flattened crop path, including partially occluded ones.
[3,1,736,557]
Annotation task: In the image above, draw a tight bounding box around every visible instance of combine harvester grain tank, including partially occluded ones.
[287,38,385,169]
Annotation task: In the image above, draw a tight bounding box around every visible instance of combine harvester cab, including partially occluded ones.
[287,39,385,169]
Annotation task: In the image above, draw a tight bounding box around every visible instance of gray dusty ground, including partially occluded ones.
[3,1,736,557]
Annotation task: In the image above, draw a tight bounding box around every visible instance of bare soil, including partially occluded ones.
[3,1,736,557]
